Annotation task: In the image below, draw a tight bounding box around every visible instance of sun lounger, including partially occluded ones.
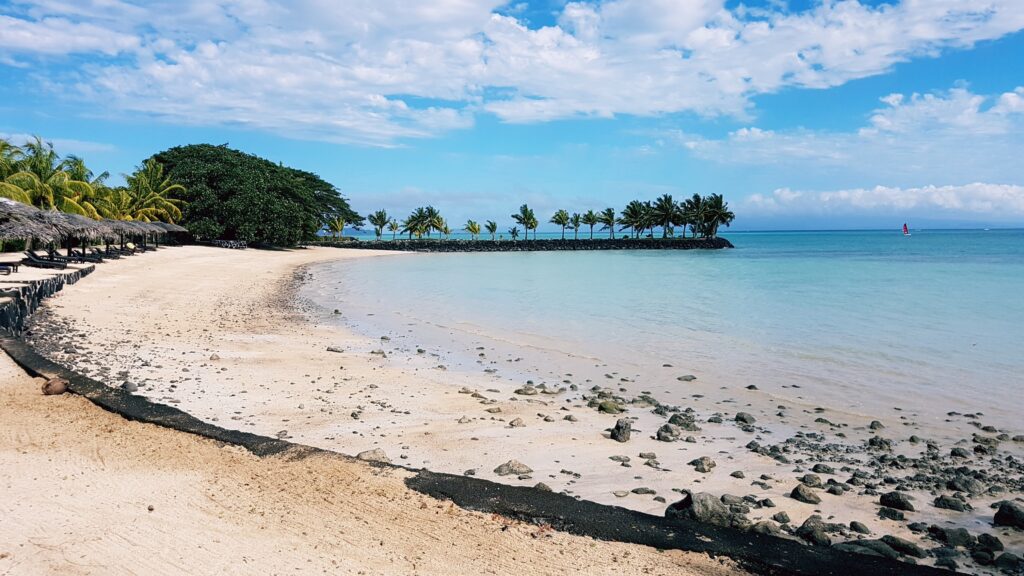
[69,249,104,263]
[21,252,67,270]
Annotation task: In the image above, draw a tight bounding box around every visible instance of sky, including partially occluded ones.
[1,0,1023,231]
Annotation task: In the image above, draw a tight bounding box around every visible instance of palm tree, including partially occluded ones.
[424,205,443,238]
[581,210,599,239]
[652,194,681,238]
[368,209,390,240]
[550,209,570,240]
[94,159,184,223]
[569,212,582,240]
[703,193,735,237]
[683,193,706,238]
[597,207,616,239]
[511,204,536,240]
[327,216,346,239]
[485,220,498,241]
[618,200,651,238]
[441,220,452,240]
[508,226,520,240]
[7,136,100,217]
[387,219,400,240]
[402,207,428,239]
[464,219,481,240]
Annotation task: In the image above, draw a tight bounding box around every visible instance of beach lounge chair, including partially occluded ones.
[0,263,16,275]
[90,247,117,259]
[69,248,104,263]
[33,249,72,264]
[21,252,67,270]
[46,248,94,264]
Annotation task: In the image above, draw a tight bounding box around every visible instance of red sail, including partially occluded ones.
[902,223,909,235]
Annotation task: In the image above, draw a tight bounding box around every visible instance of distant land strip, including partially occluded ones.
[314,237,734,252]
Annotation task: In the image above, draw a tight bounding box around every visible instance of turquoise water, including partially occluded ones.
[305,229,1024,426]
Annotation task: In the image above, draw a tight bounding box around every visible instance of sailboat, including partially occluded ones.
[902,223,911,237]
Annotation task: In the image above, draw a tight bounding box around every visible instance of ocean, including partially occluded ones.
[302,229,1024,429]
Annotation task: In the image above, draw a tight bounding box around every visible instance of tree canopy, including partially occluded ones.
[152,144,361,246]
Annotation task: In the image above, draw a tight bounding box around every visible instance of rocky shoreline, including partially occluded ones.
[313,236,734,252]
[0,266,95,336]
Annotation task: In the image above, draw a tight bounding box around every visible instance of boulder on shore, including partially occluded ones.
[42,377,68,395]
[994,501,1024,529]
[355,448,390,464]
[494,460,533,476]
[665,491,748,530]
[610,419,631,442]
[791,483,821,504]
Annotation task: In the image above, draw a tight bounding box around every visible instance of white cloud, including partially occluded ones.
[673,86,1024,184]
[745,183,1024,220]
[2,1,1024,143]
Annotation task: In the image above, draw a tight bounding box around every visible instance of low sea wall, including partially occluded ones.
[0,266,94,336]
[314,236,734,252]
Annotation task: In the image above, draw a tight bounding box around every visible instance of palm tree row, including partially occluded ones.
[365,195,734,242]
[1,136,184,223]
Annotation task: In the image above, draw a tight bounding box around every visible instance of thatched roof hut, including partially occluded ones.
[151,221,188,233]
[33,210,112,241]
[0,199,61,243]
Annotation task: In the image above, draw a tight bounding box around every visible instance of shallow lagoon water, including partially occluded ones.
[305,229,1024,429]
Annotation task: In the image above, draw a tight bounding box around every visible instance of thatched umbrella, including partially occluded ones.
[0,198,62,246]
[34,211,115,256]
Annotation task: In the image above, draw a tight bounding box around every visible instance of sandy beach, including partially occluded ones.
[0,345,747,576]
[13,245,1024,574]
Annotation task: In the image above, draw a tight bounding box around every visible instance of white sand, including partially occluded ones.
[16,245,1024,571]
[0,351,746,576]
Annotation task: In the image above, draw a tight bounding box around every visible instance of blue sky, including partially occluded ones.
[2,0,1023,230]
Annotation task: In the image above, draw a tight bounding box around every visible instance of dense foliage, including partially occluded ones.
[152,144,361,246]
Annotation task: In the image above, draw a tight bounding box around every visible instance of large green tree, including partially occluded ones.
[152,144,361,246]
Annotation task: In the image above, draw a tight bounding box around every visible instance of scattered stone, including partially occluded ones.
[121,381,138,392]
[869,420,884,430]
[514,385,538,396]
[950,447,971,458]
[355,448,390,464]
[791,484,821,504]
[494,460,532,476]
[730,471,745,479]
[563,415,578,422]
[326,346,344,353]
[850,521,870,534]
[750,521,783,536]
[880,491,915,511]
[811,463,834,474]
[509,418,525,428]
[934,557,958,571]
[735,412,756,425]
[610,419,631,442]
[933,494,970,512]
[613,490,629,498]
[534,482,552,492]
[485,407,502,414]
[929,526,976,548]
[656,423,682,442]
[800,474,823,488]
[689,456,716,473]
[41,377,68,395]
[457,416,471,424]
[796,516,832,546]
[994,501,1024,529]
[597,400,622,414]
[946,475,985,495]
[772,511,790,524]
[880,535,925,558]
[833,540,899,560]
[667,412,701,431]
[994,552,1021,572]
[209,353,220,360]
[677,375,697,382]
[639,452,657,459]
[878,507,904,521]
[665,492,747,530]
[977,533,1004,552]
[632,487,656,495]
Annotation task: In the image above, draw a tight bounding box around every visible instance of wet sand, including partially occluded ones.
[20,245,1024,574]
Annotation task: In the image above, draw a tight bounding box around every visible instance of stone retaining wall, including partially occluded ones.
[313,236,734,252]
[0,266,95,336]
